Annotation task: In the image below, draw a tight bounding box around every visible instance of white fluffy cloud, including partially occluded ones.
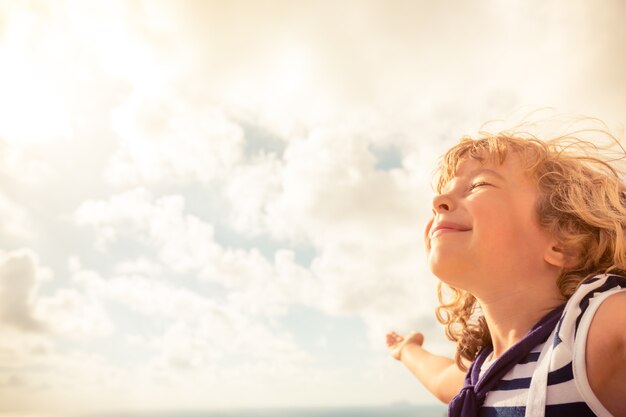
[224,127,440,332]
[73,181,437,332]
[0,250,112,412]
[0,249,114,340]
[107,95,245,186]
[0,250,49,332]
[0,143,41,241]
[74,188,322,312]
[36,288,114,338]
[70,267,309,363]
[71,180,441,381]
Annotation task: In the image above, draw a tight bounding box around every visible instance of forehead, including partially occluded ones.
[438,150,532,192]
[454,156,499,175]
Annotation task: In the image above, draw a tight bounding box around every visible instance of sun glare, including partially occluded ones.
[0,10,71,144]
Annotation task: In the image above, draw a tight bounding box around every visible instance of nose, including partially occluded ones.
[432,193,453,214]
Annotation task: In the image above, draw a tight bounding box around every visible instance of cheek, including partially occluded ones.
[473,200,536,246]
[470,201,516,241]
[424,217,434,252]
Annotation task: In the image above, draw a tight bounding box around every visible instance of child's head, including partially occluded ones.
[426,140,567,293]
[429,124,626,369]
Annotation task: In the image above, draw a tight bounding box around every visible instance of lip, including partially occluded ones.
[430,221,472,239]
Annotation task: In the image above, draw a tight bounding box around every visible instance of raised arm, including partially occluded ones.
[386,331,466,404]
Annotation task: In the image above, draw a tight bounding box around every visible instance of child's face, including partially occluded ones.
[425,151,557,291]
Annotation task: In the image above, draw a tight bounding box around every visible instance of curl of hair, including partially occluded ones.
[433,125,626,371]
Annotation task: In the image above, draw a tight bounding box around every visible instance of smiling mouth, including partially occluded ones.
[430,228,471,239]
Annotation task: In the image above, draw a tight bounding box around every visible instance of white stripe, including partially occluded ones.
[479,343,546,379]
[546,380,588,404]
[524,327,554,417]
[483,387,528,407]
[548,343,573,370]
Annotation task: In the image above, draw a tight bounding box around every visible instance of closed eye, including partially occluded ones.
[468,181,491,191]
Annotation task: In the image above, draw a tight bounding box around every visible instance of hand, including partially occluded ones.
[386,330,424,361]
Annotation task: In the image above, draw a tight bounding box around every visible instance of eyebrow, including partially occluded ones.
[468,168,505,180]
[440,167,505,193]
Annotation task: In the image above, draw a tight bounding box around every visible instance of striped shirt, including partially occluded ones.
[477,273,626,417]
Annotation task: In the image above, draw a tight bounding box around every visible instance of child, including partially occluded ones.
[386,125,626,417]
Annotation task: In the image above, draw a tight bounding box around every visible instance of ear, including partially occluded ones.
[544,241,576,269]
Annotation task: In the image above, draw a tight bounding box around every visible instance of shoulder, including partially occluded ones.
[556,274,626,345]
[584,280,626,415]
[576,273,626,355]
[591,287,626,321]
[587,290,626,359]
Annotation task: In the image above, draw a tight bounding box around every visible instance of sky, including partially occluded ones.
[0,0,625,415]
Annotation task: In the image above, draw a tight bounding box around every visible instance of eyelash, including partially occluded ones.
[468,181,490,191]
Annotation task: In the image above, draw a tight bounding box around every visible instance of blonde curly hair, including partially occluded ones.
[432,124,626,370]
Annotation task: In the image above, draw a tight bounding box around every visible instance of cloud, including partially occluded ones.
[0,250,116,414]
[225,152,284,236]
[0,193,33,242]
[70,181,440,385]
[113,257,163,277]
[106,95,245,186]
[77,152,442,352]
[62,261,315,401]
[74,188,322,312]
[72,182,437,341]
[0,249,114,339]
[225,124,433,242]
[0,328,53,369]
[0,141,41,241]
[36,288,114,338]
[224,126,441,329]
[0,250,48,332]
[0,254,317,411]
[0,139,57,185]
[105,0,625,138]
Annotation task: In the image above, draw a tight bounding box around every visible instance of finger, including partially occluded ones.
[386,333,402,346]
[386,332,398,342]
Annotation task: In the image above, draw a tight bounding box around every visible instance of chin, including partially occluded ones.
[428,257,472,290]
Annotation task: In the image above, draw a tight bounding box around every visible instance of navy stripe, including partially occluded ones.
[491,362,573,391]
[547,362,574,385]
[553,316,564,347]
[495,376,530,391]
[545,402,597,416]
[480,402,596,417]
[518,351,540,364]
[480,406,525,417]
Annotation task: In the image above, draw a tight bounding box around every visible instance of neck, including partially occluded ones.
[474,270,564,360]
